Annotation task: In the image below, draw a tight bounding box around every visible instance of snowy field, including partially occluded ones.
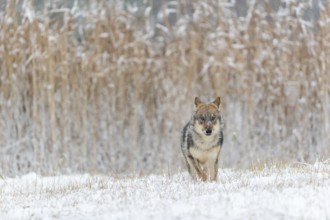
[1,162,330,220]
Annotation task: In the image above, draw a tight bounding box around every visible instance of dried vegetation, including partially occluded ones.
[0,0,329,175]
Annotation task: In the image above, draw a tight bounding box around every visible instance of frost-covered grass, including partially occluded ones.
[1,162,330,220]
[0,0,329,175]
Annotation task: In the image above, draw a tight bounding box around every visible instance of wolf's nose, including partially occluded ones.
[206,129,212,135]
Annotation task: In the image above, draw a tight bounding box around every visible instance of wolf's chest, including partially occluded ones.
[189,146,220,164]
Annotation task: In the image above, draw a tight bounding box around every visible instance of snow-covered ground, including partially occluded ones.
[1,162,330,220]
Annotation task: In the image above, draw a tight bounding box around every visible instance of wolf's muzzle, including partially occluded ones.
[206,128,212,136]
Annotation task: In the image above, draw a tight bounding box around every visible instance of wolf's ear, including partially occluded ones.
[194,97,202,108]
[212,97,221,108]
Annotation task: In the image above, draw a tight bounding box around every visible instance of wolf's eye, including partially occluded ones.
[211,116,216,122]
[199,117,205,123]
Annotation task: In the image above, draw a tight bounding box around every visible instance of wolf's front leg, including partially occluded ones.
[186,156,207,181]
[207,160,218,181]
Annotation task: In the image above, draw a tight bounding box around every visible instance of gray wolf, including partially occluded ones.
[181,97,224,181]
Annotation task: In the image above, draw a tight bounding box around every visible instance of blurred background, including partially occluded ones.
[0,0,329,176]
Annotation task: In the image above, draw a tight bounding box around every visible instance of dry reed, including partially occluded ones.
[0,0,329,176]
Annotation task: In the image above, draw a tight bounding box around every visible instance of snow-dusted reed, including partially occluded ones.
[1,162,330,219]
[0,0,329,176]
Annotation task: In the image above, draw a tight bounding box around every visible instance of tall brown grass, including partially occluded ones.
[0,0,329,176]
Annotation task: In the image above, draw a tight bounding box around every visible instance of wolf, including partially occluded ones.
[181,97,224,181]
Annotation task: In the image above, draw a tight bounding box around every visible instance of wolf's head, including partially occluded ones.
[193,97,222,137]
